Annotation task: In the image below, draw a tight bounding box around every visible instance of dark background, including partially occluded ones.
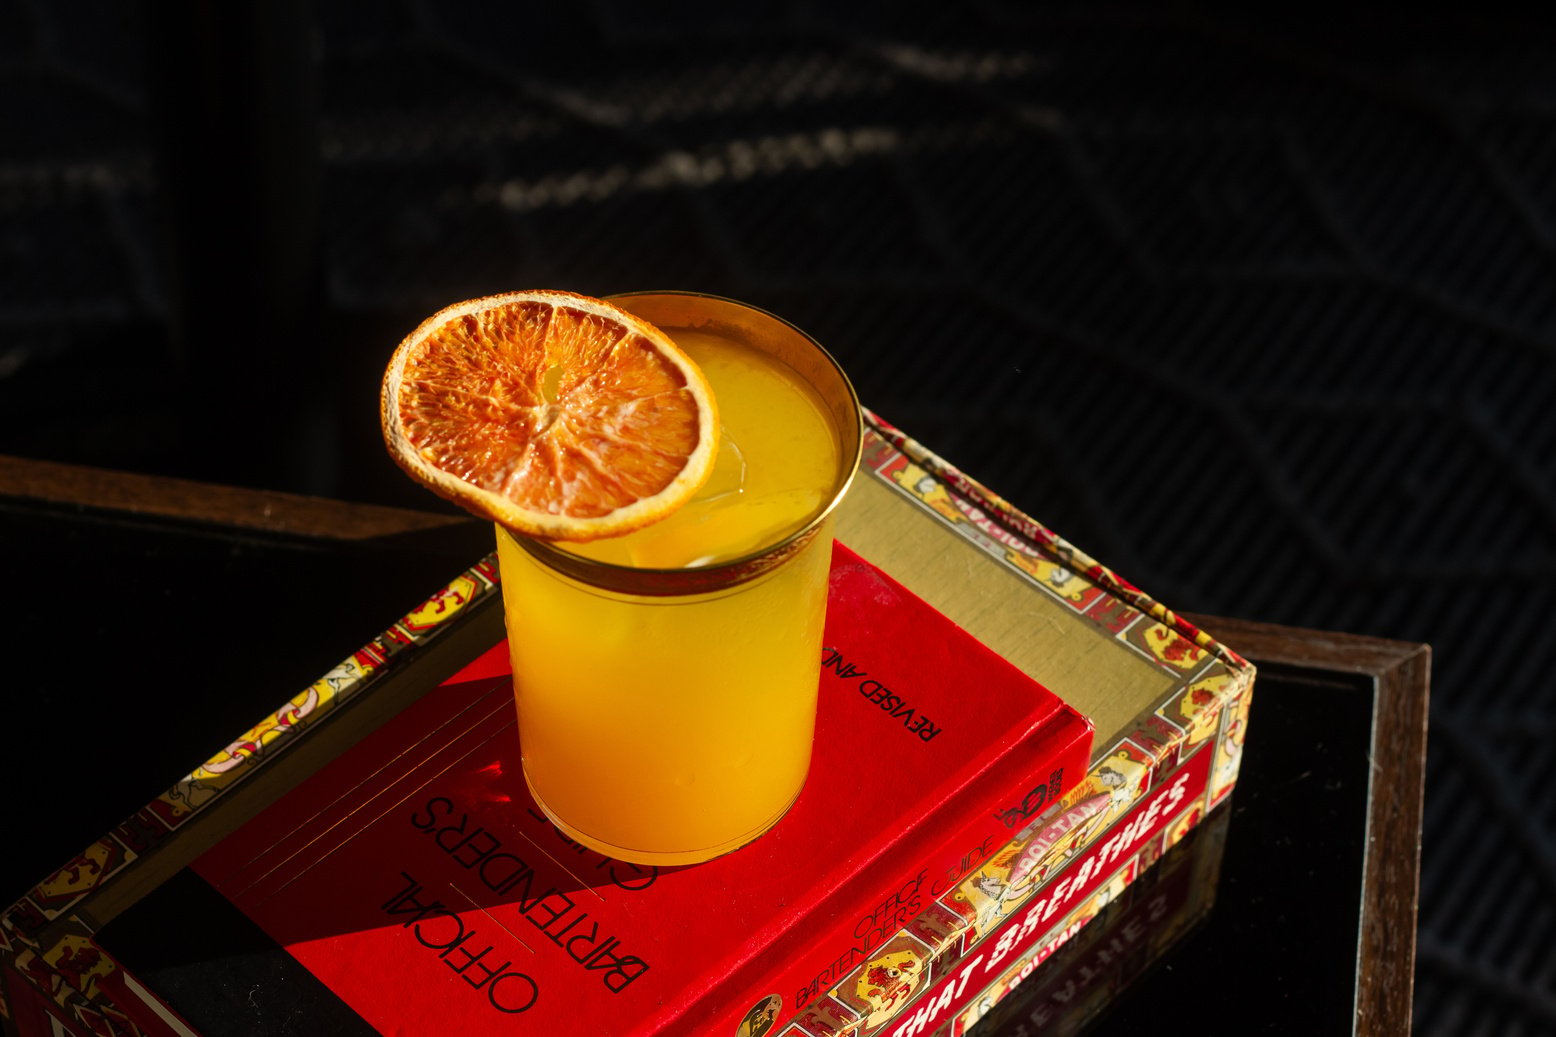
[4,3,1553,1032]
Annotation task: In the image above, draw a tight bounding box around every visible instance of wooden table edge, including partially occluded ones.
[1187,613,1430,1037]
[0,453,478,540]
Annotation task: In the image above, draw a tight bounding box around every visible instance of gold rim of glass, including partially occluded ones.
[507,291,863,597]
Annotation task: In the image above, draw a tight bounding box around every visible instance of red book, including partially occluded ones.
[96,543,1092,1037]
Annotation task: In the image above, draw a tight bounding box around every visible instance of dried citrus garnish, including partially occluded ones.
[381,290,718,541]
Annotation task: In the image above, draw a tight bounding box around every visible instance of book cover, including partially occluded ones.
[0,412,1254,1037]
[92,544,1092,1037]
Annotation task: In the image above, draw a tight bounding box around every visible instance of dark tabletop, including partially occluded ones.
[1,460,1426,1035]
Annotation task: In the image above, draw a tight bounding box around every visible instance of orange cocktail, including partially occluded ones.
[496,294,861,865]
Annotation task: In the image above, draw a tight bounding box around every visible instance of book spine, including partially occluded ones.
[0,956,112,1037]
[780,739,1215,1037]
[934,802,1228,1037]
[884,749,1212,1037]
[700,717,1092,1036]
[1,945,152,1037]
[91,959,190,1037]
[1,960,64,1037]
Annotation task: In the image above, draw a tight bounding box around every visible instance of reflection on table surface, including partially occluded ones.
[969,804,1229,1036]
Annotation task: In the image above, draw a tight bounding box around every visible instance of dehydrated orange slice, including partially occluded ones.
[381,290,719,541]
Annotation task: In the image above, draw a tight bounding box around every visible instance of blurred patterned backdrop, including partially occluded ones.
[5,3,1555,1032]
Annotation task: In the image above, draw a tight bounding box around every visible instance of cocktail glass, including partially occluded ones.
[495,292,863,865]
